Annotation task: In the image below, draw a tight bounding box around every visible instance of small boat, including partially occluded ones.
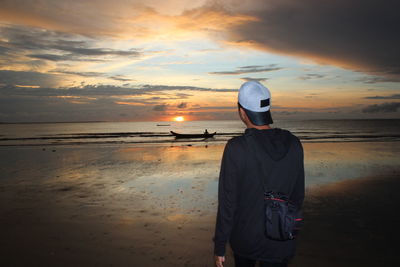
[157,124,171,126]
[170,131,216,139]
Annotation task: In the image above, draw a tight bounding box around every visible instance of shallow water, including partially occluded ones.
[1,141,399,216]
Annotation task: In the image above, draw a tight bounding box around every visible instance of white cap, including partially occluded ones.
[238,81,271,112]
[238,81,273,125]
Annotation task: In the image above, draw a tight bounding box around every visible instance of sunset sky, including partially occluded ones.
[0,0,399,122]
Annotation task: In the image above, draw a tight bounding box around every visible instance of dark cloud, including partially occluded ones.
[0,24,142,63]
[140,84,237,92]
[174,93,192,99]
[50,70,104,77]
[362,102,400,113]
[0,45,13,55]
[0,82,212,122]
[149,94,191,101]
[10,69,134,82]
[27,53,103,62]
[0,94,151,122]
[108,76,134,82]
[28,53,79,62]
[192,106,236,110]
[240,77,268,82]
[356,76,400,84]
[364,94,400,99]
[274,111,298,116]
[50,42,140,58]
[177,102,187,109]
[298,73,325,80]
[209,64,281,75]
[0,81,239,122]
[153,104,168,111]
[0,70,60,87]
[0,70,237,95]
[228,0,400,77]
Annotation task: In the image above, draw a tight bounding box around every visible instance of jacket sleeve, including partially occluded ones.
[213,140,242,256]
[291,140,305,209]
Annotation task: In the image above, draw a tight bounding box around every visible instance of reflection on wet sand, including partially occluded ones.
[303,141,399,186]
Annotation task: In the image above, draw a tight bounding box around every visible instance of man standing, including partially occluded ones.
[214,81,305,267]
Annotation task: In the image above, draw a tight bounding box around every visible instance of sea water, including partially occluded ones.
[0,119,399,146]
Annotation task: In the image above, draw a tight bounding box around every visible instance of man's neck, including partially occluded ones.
[246,124,272,130]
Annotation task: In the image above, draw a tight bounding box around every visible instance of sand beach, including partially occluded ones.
[0,140,399,266]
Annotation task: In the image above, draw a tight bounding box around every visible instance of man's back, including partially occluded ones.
[213,81,305,267]
[214,127,304,263]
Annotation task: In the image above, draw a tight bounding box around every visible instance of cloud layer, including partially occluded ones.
[0,83,238,121]
[362,102,400,113]
[364,94,400,100]
[1,0,399,78]
[209,64,281,75]
[0,24,142,65]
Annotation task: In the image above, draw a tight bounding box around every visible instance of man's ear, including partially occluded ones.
[239,107,247,122]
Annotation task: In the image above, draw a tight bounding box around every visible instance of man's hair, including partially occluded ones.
[238,102,272,126]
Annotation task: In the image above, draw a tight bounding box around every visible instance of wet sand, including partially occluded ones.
[0,142,399,266]
[296,174,400,267]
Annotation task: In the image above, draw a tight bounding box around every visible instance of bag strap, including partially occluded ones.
[245,134,275,193]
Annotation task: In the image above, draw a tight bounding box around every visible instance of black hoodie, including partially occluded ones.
[214,128,305,262]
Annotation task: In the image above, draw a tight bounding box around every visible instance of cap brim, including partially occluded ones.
[244,108,273,126]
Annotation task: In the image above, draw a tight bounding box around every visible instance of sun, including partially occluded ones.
[174,116,185,122]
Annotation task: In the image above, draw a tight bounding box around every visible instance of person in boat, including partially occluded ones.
[204,129,209,135]
[213,81,305,267]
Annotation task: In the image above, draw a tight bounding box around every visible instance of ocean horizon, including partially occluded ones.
[1,118,399,147]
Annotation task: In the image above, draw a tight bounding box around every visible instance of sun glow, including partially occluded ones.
[174,116,185,122]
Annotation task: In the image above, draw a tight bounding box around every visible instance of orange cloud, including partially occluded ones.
[15,84,40,88]
[114,101,147,106]
[0,1,255,41]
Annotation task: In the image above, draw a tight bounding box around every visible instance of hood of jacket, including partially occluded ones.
[245,127,292,161]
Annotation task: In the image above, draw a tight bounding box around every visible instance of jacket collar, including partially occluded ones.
[244,127,275,135]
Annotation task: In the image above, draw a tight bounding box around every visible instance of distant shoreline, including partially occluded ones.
[1,118,400,125]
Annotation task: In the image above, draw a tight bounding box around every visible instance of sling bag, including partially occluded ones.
[246,135,303,241]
